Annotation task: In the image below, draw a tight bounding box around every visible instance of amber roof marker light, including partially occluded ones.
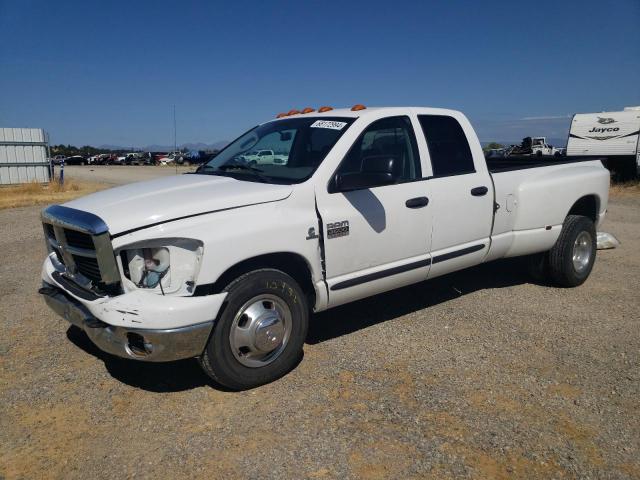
[287,109,301,116]
[318,106,334,113]
[301,107,315,114]
[351,104,366,111]
[276,113,288,118]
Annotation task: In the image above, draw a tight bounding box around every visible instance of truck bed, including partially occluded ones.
[486,155,603,173]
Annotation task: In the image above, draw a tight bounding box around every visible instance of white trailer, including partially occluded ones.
[0,128,51,185]
[566,107,640,178]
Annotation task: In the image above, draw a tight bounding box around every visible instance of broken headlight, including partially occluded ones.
[119,239,203,296]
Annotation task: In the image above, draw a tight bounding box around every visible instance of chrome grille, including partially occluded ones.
[64,229,95,250]
[73,255,101,283]
[44,223,55,239]
[41,205,121,295]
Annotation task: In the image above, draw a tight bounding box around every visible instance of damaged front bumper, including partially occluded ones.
[40,255,227,362]
[40,282,215,361]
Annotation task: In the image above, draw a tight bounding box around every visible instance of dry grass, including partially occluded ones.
[610,179,640,197]
[0,179,107,210]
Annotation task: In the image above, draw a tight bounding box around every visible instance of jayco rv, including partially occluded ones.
[567,106,640,178]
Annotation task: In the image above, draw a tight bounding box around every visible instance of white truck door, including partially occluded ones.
[415,114,494,279]
[316,115,433,308]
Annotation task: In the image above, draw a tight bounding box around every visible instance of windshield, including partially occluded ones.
[198,117,355,184]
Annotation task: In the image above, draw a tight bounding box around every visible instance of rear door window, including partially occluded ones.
[418,115,475,177]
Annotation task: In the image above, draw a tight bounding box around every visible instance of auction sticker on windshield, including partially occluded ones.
[310,120,348,130]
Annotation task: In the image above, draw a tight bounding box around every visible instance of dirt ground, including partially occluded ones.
[0,193,638,479]
[60,165,196,186]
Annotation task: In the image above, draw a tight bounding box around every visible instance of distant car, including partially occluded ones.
[64,155,88,165]
[151,152,169,164]
[123,153,144,165]
[484,148,508,159]
[157,152,184,165]
[180,150,218,165]
[241,149,288,165]
[510,137,562,157]
[50,154,66,165]
[100,154,115,165]
[140,152,155,166]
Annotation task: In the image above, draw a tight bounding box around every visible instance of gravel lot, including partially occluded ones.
[0,183,638,479]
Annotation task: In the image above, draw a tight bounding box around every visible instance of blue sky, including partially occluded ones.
[1,0,639,147]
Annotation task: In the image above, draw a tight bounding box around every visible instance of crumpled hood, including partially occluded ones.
[63,174,292,235]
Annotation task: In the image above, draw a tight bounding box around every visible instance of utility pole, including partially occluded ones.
[173,105,178,174]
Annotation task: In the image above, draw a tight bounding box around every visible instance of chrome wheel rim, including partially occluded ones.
[572,231,593,274]
[229,294,292,368]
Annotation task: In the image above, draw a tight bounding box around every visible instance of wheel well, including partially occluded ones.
[196,252,317,306]
[567,195,599,223]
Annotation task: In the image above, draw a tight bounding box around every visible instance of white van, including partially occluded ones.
[566,107,640,177]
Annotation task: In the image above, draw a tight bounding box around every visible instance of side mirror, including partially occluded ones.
[335,155,400,192]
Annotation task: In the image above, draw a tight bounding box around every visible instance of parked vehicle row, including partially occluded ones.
[49,150,219,167]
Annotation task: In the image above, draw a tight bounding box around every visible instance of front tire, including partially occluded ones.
[199,269,309,390]
[547,215,597,287]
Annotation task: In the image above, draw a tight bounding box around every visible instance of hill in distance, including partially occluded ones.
[98,141,229,152]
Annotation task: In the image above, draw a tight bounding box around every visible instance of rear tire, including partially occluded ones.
[547,215,596,287]
[199,269,309,390]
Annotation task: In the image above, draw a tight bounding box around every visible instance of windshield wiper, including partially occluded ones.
[218,163,264,173]
[216,163,270,182]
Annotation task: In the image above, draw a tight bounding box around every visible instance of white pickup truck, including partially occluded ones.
[39,106,609,389]
[530,137,562,157]
[241,149,288,165]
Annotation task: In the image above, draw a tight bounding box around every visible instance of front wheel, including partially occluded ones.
[199,269,309,390]
[547,215,597,287]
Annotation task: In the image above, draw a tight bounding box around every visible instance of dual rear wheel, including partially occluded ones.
[529,214,597,287]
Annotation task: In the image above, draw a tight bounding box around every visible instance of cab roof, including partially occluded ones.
[266,106,463,123]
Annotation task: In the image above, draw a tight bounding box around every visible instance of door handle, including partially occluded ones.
[471,186,488,196]
[405,196,429,208]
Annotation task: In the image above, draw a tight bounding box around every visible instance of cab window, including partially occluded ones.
[334,116,421,188]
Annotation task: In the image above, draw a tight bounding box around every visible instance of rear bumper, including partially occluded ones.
[40,283,214,362]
